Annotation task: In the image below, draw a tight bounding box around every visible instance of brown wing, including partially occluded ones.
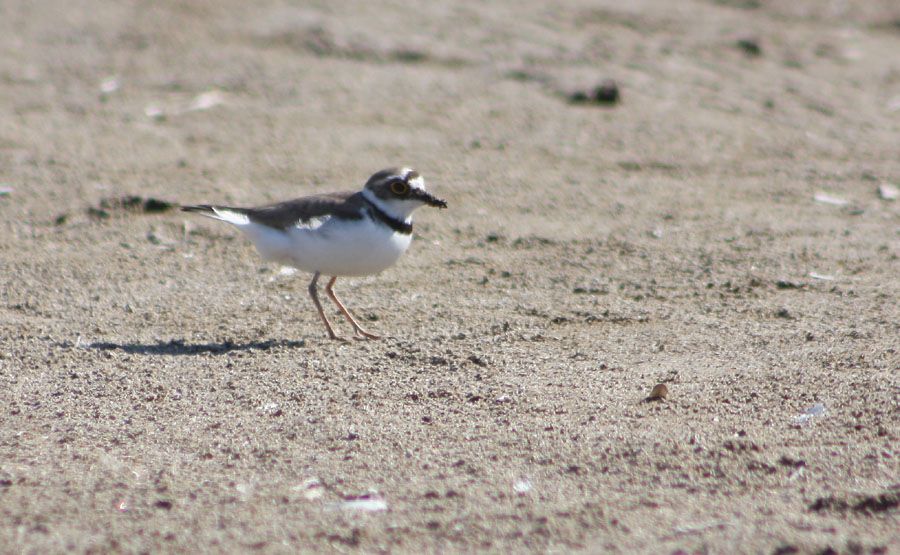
[240,191,366,230]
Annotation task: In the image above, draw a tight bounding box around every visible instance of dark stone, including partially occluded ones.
[593,80,620,104]
[737,38,762,57]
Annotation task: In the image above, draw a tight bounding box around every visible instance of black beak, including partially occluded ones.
[413,189,448,208]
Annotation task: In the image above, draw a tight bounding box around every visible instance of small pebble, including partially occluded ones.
[146,230,167,245]
[593,79,620,104]
[646,383,668,401]
[736,37,762,57]
[569,90,590,103]
[568,79,620,106]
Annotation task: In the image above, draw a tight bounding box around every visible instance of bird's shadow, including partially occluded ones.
[87,338,306,356]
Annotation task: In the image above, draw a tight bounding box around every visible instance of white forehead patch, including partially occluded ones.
[403,168,426,191]
[409,175,425,191]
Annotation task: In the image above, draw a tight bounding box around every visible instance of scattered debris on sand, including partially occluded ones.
[569,79,620,106]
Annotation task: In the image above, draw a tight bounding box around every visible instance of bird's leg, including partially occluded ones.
[324,276,381,340]
[308,272,345,341]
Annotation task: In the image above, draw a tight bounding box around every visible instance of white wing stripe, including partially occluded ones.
[210,207,250,226]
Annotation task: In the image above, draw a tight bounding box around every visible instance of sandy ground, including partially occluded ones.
[1,0,898,553]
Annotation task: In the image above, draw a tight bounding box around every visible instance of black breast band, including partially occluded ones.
[363,199,413,235]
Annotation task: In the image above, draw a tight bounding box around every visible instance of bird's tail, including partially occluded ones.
[181,204,250,225]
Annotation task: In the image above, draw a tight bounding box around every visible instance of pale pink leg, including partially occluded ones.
[308,272,345,341]
[324,276,380,340]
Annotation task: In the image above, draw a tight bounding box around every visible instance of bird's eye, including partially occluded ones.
[390,180,410,196]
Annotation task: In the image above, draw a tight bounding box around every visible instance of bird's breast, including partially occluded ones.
[279,217,412,276]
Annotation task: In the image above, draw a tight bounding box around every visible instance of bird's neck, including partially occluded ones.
[362,189,413,234]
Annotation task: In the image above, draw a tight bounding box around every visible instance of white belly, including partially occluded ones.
[237,216,412,277]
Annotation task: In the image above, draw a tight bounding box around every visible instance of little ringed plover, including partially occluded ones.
[182,167,447,341]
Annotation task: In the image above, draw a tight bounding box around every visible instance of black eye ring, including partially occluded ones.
[390,180,410,196]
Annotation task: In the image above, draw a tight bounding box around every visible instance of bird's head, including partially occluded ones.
[363,167,447,220]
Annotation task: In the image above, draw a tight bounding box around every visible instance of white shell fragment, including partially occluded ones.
[808,272,835,281]
[513,479,533,495]
[813,192,848,206]
[878,183,898,201]
[340,494,387,512]
[99,76,121,94]
[144,104,165,121]
[293,478,324,500]
[887,95,900,112]
[792,403,826,425]
[188,90,225,112]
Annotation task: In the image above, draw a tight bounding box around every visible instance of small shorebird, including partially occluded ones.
[182,167,446,340]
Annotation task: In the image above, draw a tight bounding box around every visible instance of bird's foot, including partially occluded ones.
[353,330,381,340]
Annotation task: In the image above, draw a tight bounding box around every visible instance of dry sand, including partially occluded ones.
[1,0,898,553]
